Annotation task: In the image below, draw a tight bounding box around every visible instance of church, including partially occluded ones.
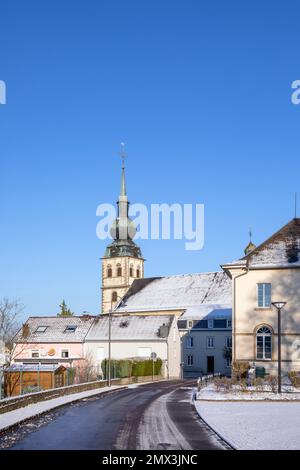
[94,156,233,377]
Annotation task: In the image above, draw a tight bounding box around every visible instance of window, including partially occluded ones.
[31,350,39,358]
[61,349,69,358]
[136,267,140,278]
[129,266,133,277]
[257,283,271,308]
[207,337,215,348]
[177,320,187,329]
[107,266,112,278]
[225,357,231,368]
[111,291,118,302]
[96,347,104,361]
[214,319,227,329]
[208,319,214,329]
[187,320,193,329]
[137,347,151,357]
[227,320,232,328]
[35,326,47,333]
[117,264,122,277]
[194,320,208,329]
[225,336,232,348]
[187,355,193,366]
[186,336,194,348]
[256,326,272,360]
[65,325,77,333]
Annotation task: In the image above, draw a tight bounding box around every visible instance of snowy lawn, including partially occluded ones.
[197,383,300,401]
[195,399,300,449]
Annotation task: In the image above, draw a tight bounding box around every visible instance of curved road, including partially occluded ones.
[0,380,227,450]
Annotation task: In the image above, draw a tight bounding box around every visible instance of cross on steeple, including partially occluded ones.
[119,142,127,169]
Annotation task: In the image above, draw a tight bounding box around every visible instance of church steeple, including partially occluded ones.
[101,144,144,313]
[244,228,256,255]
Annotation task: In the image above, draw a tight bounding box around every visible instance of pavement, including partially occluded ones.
[0,380,227,450]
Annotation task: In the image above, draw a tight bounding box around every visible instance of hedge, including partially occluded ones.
[101,358,162,379]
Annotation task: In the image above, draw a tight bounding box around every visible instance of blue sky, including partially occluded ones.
[1,0,300,319]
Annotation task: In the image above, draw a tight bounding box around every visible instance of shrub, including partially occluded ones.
[265,375,278,393]
[288,371,300,388]
[253,377,264,392]
[101,358,162,379]
[232,361,250,380]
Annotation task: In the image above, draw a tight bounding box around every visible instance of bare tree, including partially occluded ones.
[0,298,24,346]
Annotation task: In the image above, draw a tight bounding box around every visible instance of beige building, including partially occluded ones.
[101,159,144,313]
[222,218,300,375]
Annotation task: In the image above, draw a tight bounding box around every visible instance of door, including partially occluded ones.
[207,356,214,374]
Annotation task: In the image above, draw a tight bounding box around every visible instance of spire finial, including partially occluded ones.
[119,142,127,196]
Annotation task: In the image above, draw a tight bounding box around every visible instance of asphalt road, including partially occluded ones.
[0,380,227,450]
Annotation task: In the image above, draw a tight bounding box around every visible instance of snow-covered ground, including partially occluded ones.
[195,385,300,449]
[197,383,300,401]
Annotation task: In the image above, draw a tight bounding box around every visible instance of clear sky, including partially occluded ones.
[1,0,300,319]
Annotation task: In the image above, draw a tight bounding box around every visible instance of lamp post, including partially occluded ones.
[272,301,287,394]
[108,295,123,387]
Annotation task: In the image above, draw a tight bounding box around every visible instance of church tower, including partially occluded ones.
[101,146,144,313]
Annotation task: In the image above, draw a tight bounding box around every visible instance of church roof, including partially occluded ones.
[115,272,232,312]
[180,304,231,320]
[223,218,300,269]
[85,314,174,341]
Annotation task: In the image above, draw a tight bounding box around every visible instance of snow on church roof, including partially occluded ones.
[181,304,231,320]
[115,272,232,312]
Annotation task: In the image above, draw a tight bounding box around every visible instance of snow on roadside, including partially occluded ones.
[195,400,300,450]
[0,385,122,433]
[197,383,300,401]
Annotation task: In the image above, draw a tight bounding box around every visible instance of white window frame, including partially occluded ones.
[35,326,47,333]
[225,357,231,368]
[60,349,70,358]
[208,319,214,329]
[187,320,193,329]
[31,349,40,358]
[137,347,152,357]
[227,320,232,328]
[225,336,232,348]
[186,336,194,349]
[207,336,215,349]
[257,283,272,308]
[256,326,272,360]
[187,355,193,366]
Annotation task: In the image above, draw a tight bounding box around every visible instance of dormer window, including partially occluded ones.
[65,325,77,333]
[35,326,47,333]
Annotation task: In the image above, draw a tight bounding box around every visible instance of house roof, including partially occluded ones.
[115,272,232,312]
[85,314,174,341]
[180,304,232,321]
[14,316,95,343]
[223,218,300,270]
[5,364,65,372]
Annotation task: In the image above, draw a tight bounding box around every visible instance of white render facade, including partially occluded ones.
[84,314,181,378]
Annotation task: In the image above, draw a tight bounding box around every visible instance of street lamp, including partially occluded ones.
[272,301,287,394]
[108,295,123,387]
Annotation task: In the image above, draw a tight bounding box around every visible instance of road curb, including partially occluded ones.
[0,386,128,435]
[192,393,236,450]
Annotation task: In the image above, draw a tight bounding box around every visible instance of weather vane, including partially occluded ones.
[119,142,127,169]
